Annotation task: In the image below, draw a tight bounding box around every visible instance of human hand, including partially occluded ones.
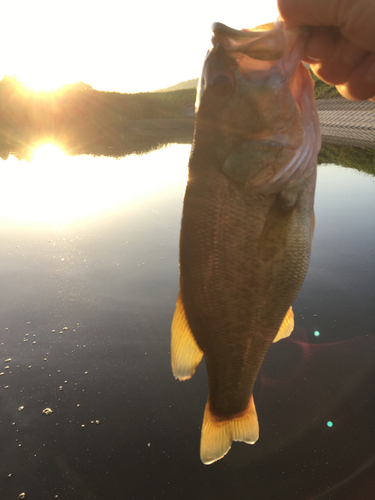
[277,0,375,101]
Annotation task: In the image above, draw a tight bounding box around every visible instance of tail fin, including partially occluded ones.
[200,396,259,465]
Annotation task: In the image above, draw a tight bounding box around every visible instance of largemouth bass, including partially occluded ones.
[171,19,321,465]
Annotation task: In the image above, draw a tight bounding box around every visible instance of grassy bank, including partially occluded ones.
[310,70,340,99]
[318,142,375,176]
[0,70,338,145]
[0,74,367,162]
[0,76,196,154]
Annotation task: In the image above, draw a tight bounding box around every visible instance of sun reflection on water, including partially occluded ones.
[0,143,190,224]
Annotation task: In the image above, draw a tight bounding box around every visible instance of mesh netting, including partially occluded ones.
[316,98,375,149]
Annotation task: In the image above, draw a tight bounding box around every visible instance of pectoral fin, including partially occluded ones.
[273,306,294,343]
[171,292,203,381]
[200,396,259,465]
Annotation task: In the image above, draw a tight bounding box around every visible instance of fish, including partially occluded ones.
[171,19,321,465]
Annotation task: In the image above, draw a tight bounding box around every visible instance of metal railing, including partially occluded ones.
[316,98,375,149]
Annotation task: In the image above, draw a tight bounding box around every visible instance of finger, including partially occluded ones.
[307,34,369,86]
[302,27,338,63]
[278,0,375,52]
[309,51,375,101]
[336,53,375,100]
[277,0,342,28]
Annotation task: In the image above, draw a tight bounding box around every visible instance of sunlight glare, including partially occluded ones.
[33,144,67,164]
[1,0,279,94]
[0,144,190,224]
[16,71,64,92]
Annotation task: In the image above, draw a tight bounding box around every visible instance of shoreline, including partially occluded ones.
[126,118,195,131]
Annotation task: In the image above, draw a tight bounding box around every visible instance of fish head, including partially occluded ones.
[193,20,320,193]
[196,20,306,128]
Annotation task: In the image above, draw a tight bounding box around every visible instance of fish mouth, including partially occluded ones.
[210,22,286,61]
[211,22,274,38]
[196,20,309,115]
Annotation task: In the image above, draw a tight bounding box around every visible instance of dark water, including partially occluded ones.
[0,143,374,500]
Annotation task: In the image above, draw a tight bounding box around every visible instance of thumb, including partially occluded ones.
[277,0,375,52]
[277,0,340,27]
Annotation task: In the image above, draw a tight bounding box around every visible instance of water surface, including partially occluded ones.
[0,143,374,499]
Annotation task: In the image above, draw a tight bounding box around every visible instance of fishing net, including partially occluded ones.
[317,98,375,149]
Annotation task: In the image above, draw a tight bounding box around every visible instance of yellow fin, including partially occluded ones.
[273,306,294,343]
[171,292,203,381]
[200,397,259,465]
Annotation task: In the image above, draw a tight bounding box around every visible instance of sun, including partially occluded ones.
[32,143,67,163]
[16,71,63,92]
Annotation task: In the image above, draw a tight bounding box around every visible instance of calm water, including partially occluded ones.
[0,143,374,500]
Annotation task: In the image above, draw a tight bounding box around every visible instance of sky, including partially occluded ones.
[0,0,279,94]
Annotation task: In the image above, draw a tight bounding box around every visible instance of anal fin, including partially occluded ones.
[171,292,203,381]
[200,396,259,465]
[273,306,294,343]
